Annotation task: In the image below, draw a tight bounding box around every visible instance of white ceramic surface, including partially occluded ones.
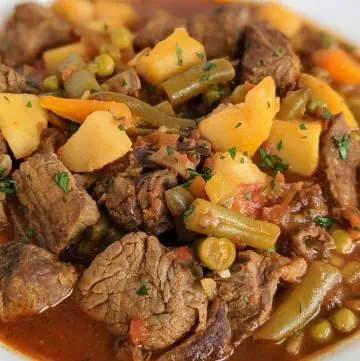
[0,0,359,360]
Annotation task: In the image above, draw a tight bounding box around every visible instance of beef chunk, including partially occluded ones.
[13,154,99,255]
[0,3,72,67]
[321,114,360,209]
[134,10,185,49]
[102,69,141,95]
[0,242,77,322]
[241,21,300,90]
[78,232,208,351]
[157,299,233,361]
[291,222,336,261]
[0,64,26,93]
[214,250,307,343]
[35,128,68,155]
[188,5,251,59]
[73,172,100,191]
[101,169,177,235]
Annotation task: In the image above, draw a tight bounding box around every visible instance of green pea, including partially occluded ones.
[110,28,132,50]
[331,229,353,254]
[330,308,358,333]
[94,54,115,78]
[43,75,60,92]
[310,319,334,344]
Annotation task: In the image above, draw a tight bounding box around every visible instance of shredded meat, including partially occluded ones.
[78,232,208,351]
[291,222,336,261]
[0,242,77,322]
[35,128,68,155]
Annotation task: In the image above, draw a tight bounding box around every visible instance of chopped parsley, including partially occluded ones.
[26,174,32,181]
[4,96,9,102]
[243,151,248,157]
[220,155,226,160]
[118,124,125,131]
[321,34,334,49]
[203,168,212,181]
[299,123,307,130]
[166,146,175,156]
[203,62,216,72]
[0,168,4,177]
[277,140,283,151]
[333,134,351,160]
[69,122,79,134]
[121,79,127,87]
[200,74,210,82]
[315,216,335,228]
[26,228,36,238]
[137,285,148,296]
[196,52,205,61]
[235,122,242,129]
[0,176,16,195]
[321,108,333,120]
[228,147,237,160]
[270,178,276,190]
[103,176,115,185]
[184,205,195,216]
[186,168,212,182]
[299,299,303,314]
[258,147,289,173]
[54,172,69,194]
[240,157,245,164]
[273,49,283,58]
[301,136,308,139]
[245,192,252,201]
[26,101,32,108]
[176,43,183,66]
[103,23,109,32]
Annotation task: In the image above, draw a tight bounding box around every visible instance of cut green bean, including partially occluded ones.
[165,186,194,217]
[64,68,102,99]
[277,88,311,120]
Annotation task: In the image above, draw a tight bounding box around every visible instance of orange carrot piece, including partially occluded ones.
[188,176,208,200]
[312,48,360,85]
[39,96,134,125]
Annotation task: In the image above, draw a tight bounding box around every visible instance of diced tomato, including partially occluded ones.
[343,209,360,240]
[231,184,266,218]
[175,246,193,261]
[188,176,208,200]
[129,318,149,345]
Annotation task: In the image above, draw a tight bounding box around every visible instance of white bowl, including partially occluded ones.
[0,0,359,360]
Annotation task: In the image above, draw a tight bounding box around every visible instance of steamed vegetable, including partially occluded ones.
[43,42,90,74]
[310,319,334,344]
[89,92,196,129]
[0,94,48,159]
[40,96,134,125]
[63,68,101,99]
[256,262,341,341]
[330,308,358,333]
[53,0,94,25]
[136,28,206,85]
[331,229,353,254]
[165,186,194,217]
[161,58,235,106]
[199,77,279,156]
[313,48,360,85]
[266,119,322,176]
[277,88,311,120]
[299,73,357,128]
[94,54,115,77]
[184,199,280,250]
[60,110,132,172]
[197,237,236,271]
[341,261,360,284]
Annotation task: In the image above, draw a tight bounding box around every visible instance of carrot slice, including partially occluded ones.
[312,48,360,85]
[39,96,135,125]
[188,176,208,200]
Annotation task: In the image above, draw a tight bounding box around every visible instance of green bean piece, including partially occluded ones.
[89,92,197,129]
[202,86,222,106]
[165,186,194,217]
[161,59,235,106]
[255,262,341,342]
[56,54,86,78]
[330,308,358,333]
[277,88,311,120]
[94,54,115,78]
[64,68,102,99]
[331,228,353,254]
[230,84,247,105]
[306,96,327,115]
[88,213,110,242]
[311,319,334,344]
[43,75,60,92]
[184,199,280,250]
[155,101,176,116]
[341,261,360,284]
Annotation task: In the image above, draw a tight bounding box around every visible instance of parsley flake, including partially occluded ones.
[200,74,210,81]
[277,140,283,151]
[333,134,351,160]
[176,43,183,66]
[321,108,333,120]
[166,146,175,156]
[270,178,276,190]
[258,147,289,174]
[4,96,9,102]
[184,205,195,216]
[103,176,115,185]
[121,79,127,87]
[118,124,125,131]
[26,228,36,238]
[228,147,237,160]
[196,52,205,61]
[299,123,307,130]
[245,192,252,201]
[315,217,335,228]
[137,285,148,296]
[273,49,283,58]
[240,157,245,164]
[103,23,109,32]
[0,168,5,177]
[26,101,32,108]
[203,62,216,72]
[299,299,303,314]
[69,122,79,134]
[235,122,242,129]
[54,172,69,194]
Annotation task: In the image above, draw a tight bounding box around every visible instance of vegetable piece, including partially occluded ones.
[331,228,353,254]
[341,261,360,284]
[197,237,236,272]
[110,28,133,50]
[202,86,223,106]
[40,96,134,125]
[286,331,304,356]
[165,186,194,217]
[200,278,218,300]
[43,76,60,92]
[0,94,48,159]
[89,92,196,129]
[53,0,94,25]
[255,262,341,342]
[188,176,207,200]
[277,88,311,120]
[299,73,357,128]
[136,28,205,85]
[313,48,360,85]
[330,308,358,333]
[205,151,267,204]
[63,68,102,99]
[199,77,279,156]
[60,110,132,172]
[87,213,110,242]
[257,3,303,38]
[266,119,322,176]
[43,42,90,74]
[55,54,86,78]
[94,54,115,77]
[184,199,280,250]
[155,101,175,116]
[230,84,247,105]
[310,319,334,344]
[93,0,138,28]
[161,59,235,106]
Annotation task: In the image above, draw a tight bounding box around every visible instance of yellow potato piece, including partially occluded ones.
[199,76,279,156]
[0,94,48,159]
[94,0,138,27]
[61,111,132,172]
[267,119,322,177]
[53,0,94,26]
[136,28,205,85]
[299,73,357,128]
[43,42,90,74]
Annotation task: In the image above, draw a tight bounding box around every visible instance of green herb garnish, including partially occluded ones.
[333,134,351,160]
[137,285,148,296]
[176,43,183,66]
[54,172,69,194]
